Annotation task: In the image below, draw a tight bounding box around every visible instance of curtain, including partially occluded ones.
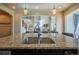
[74,14,79,39]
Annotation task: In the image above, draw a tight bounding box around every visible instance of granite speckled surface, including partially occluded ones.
[0,33,78,49]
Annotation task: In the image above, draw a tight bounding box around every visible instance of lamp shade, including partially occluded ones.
[52,8,56,15]
[24,8,28,15]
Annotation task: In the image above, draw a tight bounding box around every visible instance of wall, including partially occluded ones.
[15,13,24,34]
[64,4,79,33]
[56,13,63,33]
[50,13,63,33]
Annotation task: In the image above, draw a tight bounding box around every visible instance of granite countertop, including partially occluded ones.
[0,33,78,49]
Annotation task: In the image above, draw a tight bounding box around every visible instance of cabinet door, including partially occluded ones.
[0,26,11,37]
[0,15,11,24]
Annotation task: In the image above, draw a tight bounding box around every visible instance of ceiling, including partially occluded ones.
[3,3,74,15]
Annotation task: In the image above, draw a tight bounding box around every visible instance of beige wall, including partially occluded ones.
[15,13,24,34]
[56,12,63,33]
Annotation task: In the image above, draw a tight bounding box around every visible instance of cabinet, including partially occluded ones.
[0,10,12,38]
[0,24,11,37]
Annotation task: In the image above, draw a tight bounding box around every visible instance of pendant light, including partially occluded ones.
[52,3,57,32]
[52,3,56,15]
[24,3,28,15]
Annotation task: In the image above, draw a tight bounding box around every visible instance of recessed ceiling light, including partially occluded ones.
[12,6,16,9]
[34,6,39,9]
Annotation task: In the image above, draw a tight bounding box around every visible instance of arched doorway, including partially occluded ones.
[0,10,12,38]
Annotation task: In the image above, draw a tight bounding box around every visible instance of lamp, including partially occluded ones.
[52,8,56,15]
[24,8,28,15]
[24,3,28,15]
[52,3,56,15]
[52,3,57,32]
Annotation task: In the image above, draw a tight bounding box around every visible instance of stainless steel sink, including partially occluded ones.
[22,37,55,44]
[40,37,55,44]
[22,37,38,44]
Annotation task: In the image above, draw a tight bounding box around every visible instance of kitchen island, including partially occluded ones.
[0,33,78,55]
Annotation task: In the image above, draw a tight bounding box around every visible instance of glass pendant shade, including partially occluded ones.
[24,8,28,15]
[52,8,56,15]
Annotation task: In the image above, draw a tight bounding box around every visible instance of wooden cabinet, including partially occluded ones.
[0,24,11,37]
[0,10,12,38]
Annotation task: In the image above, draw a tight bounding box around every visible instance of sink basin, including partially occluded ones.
[22,37,55,44]
[22,37,38,44]
[40,37,55,44]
